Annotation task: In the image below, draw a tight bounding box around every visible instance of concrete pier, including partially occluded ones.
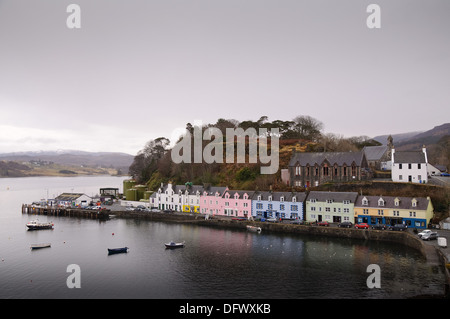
[22,204,110,220]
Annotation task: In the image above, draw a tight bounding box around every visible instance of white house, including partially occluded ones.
[151,182,203,213]
[391,146,428,183]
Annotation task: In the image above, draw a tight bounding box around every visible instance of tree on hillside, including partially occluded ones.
[292,115,323,141]
[129,137,170,183]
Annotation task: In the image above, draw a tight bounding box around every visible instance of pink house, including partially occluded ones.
[200,186,228,216]
[222,190,254,218]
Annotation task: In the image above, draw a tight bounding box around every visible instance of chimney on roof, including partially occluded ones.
[422,145,428,163]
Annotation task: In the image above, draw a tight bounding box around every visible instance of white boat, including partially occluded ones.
[246,225,262,232]
[26,220,54,230]
[165,241,185,249]
[30,243,51,250]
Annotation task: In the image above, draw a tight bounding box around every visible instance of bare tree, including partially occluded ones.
[293,115,323,141]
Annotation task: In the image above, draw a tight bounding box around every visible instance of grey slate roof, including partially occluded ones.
[252,191,307,202]
[289,151,366,167]
[202,186,228,196]
[307,191,358,203]
[393,151,426,164]
[55,193,89,201]
[355,195,430,210]
[223,190,255,198]
[363,145,388,161]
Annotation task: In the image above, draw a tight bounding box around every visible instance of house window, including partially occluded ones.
[344,208,349,213]
[295,165,301,176]
[280,196,284,202]
[399,164,402,169]
[418,163,421,169]
[378,210,384,215]
[408,164,412,169]
[256,203,263,209]
[410,211,416,217]
[280,204,285,211]
[323,164,329,176]
[326,199,333,204]
[292,197,297,202]
[362,198,368,206]
[268,204,273,210]
[343,200,350,204]
[399,175,403,180]
[378,199,384,206]
[291,205,298,211]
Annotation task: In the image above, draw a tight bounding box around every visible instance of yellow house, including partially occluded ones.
[354,195,434,229]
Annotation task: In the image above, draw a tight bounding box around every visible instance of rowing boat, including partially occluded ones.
[30,243,51,249]
[165,241,185,249]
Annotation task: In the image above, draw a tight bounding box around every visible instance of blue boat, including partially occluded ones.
[108,247,128,255]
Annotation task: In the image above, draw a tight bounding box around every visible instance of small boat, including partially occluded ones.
[247,225,262,232]
[165,241,185,249]
[30,243,51,250]
[107,247,129,255]
[26,220,54,230]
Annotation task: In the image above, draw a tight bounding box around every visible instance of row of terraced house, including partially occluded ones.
[150,183,434,229]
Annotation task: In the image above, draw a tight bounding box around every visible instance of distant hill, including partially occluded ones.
[0,150,134,177]
[373,123,449,169]
[373,123,449,148]
[0,150,134,169]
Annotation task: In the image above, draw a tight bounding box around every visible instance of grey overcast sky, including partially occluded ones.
[0,0,449,155]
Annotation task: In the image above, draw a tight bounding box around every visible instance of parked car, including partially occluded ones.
[422,232,438,241]
[440,172,450,176]
[355,223,369,229]
[372,224,386,230]
[338,221,353,228]
[418,229,432,238]
[389,224,407,231]
[317,221,329,226]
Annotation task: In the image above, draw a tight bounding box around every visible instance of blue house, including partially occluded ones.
[251,191,306,220]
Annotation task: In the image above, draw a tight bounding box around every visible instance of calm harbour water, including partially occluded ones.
[0,176,445,299]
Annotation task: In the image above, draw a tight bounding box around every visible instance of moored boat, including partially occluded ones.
[26,220,54,230]
[246,225,262,232]
[108,247,129,255]
[165,241,185,249]
[30,243,51,249]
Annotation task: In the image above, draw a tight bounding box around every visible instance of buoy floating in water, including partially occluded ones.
[112,233,114,236]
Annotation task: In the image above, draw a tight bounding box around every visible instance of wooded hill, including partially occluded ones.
[129,115,383,191]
